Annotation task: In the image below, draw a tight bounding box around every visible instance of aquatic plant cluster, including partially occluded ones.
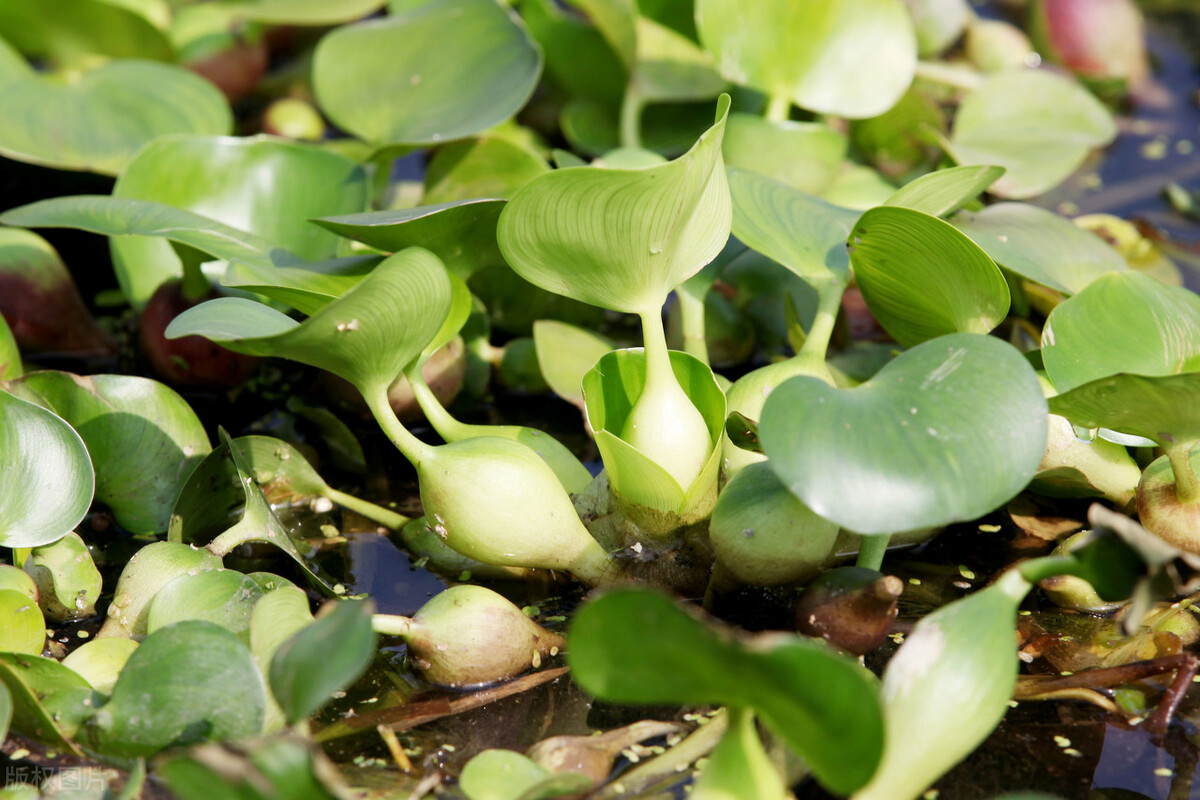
[0,0,1197,797]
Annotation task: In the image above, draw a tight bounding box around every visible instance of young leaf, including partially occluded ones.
[952,203,1127,295]
[567,588,884,796]
[312,0,543,145]
[761,333,1047,535]
[269,599,376,725]
[882,164,1005,218]
[0,388,93,549]
[497,95,731,316]
[849,205,1010,348]
[695,0,916,118]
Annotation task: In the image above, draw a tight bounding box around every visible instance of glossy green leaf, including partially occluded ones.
[583,349,725,520]
[1042,271,1200,393]
[459,749,593,800]
[532,319,615,411]
[0,37,230,175]
[315,199,507,279]
[90,621,265,758]
[249,587,314,734]
[60,638,139,696]
[499,96,731,315]
[110,135,369,308]
[0,388,93,549]
[1048,372,1200,447]
[853,569,1031,800]
[24,531,102,623]
[9,371,210,534]
[0,652,90,754]
[147,570,266,644]
[0,314,19,380]
[167,248,453,398]
[223,0,385,24]
[313,0,543,145]
[269,599,375,725]
[0,0,173,65]
[952,203,1127,295]
[221,256,383,316]
[722,114,848,195]
[0,589,45,655]
[522,0,624,108]
[728,167,858,288]
[425,137,550,205]
[882,164,1004,217]
[695,0,916,118]
[567,588,883,796]
[691,708,787,800]
[761,333,1048,535]
[95,541,223,640]
[849,205,1009,348]
[942,69,1116,199]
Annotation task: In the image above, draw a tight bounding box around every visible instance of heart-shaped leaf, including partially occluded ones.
[147,570,267,644]
[0,37,230,175]
[952,203,1127,295]
[90,621,265,758]
[110,135,369,307]
[167,247,453,398]
[882,164,1004,218]
[314,199,507,279]
[761,333,1048,534]
[269,599,375,725]
[9,371,210,534]
[567,588,883,796]
[1048,372,1200,447]
[849,205,1010,348]
[498,95,730,316]
[313,0,543,145]
[0,388,93,549]
[1042,271,1200,393]
[728,167,857,289]
[723,114,848,195]
[695,0,915,118]
[941,69,1116,199]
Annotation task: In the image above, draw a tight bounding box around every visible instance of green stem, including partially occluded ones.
[676,286,709,364]
[362,383,436,468]
[179,251,211,301]
[1166,441,1200,505]
[372,614,414,637]
[639,309,676,395]
[799,279,846,364]
[406,366,471,442]
[764,93,791,123]
[324,487,409,530]
[856,534,890,571]
[620,88,645,150]
[914,59,984,91]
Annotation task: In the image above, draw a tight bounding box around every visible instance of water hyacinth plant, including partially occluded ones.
[2,0,1200,798]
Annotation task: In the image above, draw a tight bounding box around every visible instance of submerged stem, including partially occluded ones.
[362,383,436,468]
[1165,441,1200,505]
[323,487,409,530]
[372,614,414,637]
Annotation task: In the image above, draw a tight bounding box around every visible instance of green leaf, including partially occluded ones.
[91,621,266,758]
[942,69,1116,199]
[159,734,348,800]
[0,388,93,549]
[316,200,508,279]
[0,0,173,65]
[1048,372,1200,447]
[533,319,615,410]
[167,248,453,398]
[24,531,102,623]
[110,134,369,308]
[566,588,883,796]
[631,15,726,104]
[0,590,45,655]
[691,708,787,800]
[761,333,1048,534]
[1042,271,1200,393]
[849,205,1010,348]
[583,349,725,521]
[522,0,624,108]
[222,256,383,316]
[424,137,550,205]
[313,0,543,145]
[728,167,857,289]
[459,749,593,800]
[249,587,315,734]
[0,681,10,745]
[0,314,18,379]
[722,114,848,196]
[695,0,916,118]
[223,0,386,24]
[0,37,230,175]
[0,652,90,754]
[498,96,731,315]
[952,203,1127,295]
[147,570,266,644]
[882,164,1004,217]
[9,371,210,534]
[269,599,375,725]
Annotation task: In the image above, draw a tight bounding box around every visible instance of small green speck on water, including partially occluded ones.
[978,523,1001,533]
[1064,748,1083,758]
[958,565,976,580]
[522,605,538,618]
[1155,768,1174,777]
